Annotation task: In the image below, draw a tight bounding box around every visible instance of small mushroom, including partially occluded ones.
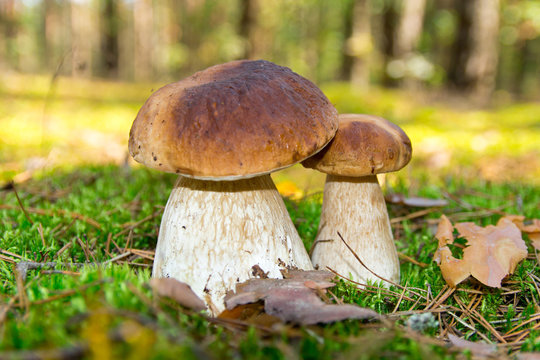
[129,60,338,314]
[302,114,412,286]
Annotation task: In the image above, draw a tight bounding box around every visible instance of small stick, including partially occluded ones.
[514,322,540,342]
[398,252,428,268]
[390,207,440,224]
[1,250,23,259]
[425,286,454,310]
[452,293,482,336]
[0,204,101,229]
[504,314,540,336]
[115,210,162,238]
[0,254,16,264]
[52,218,77,238]
[37,223,46,248]
[470,308,507,343]
[53,242,73,260]
[127,248,154,260]
[392,281,408,313]
[40,270,80,276]
[104,252,132,264]
[407,297,422,312]
[326,267,417,303]
[76,237,91,262]
[527,273,540,304]
[15,262,89,281]
[105,233,112,257]
[337,232,424,298]
[123,229,133,254]
[24,279,108,306]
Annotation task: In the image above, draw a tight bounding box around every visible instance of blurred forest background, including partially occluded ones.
[2,0,540,100]
[1,0,540,189]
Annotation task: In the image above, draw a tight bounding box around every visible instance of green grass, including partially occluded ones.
[0,166,539,358]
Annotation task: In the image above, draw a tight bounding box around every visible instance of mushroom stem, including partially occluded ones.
[152,174,313,315]
[311,174,400,286]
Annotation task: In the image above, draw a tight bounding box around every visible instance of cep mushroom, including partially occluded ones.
[302,114,412,286]
[129,60,338,314]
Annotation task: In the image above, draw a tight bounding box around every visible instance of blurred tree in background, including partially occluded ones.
[0,0,539,103]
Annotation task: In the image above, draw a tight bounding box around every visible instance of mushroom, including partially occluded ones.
[129,60,338,314]
[302,114,412,286]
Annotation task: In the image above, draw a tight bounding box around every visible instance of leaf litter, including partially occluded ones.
[434,215,528,287]
[223,270,380,325]
[150,269,380,325]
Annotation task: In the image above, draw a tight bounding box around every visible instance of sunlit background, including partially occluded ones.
[1,0,539,191]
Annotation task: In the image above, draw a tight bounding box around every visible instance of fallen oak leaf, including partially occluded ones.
[282,269,336,283]
[217,302,282,328]
[505,215,540,251]
[386,193,448,207]
[224,277,335,309]
[223,271,380,325]
[303,280,333,290]
[457,217,527,287]
[264,286,378,325]
[434,215,527,288]
[433,215,470,287]
[150,278,207,312]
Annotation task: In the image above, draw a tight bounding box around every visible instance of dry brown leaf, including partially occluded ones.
[218,302,282,327]
[150,278,207,312]
[223,271,380,325]
[386,193,448,208]
[434,215,527,288]
[505,215,540,250]
[282,269,336,282]
[447,334,497,357]
[433,215,470,287]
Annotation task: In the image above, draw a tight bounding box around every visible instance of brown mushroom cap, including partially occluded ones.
[301,114,412,176]
[129,60,338,180]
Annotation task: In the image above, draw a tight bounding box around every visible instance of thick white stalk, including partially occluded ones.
[152,174,313,315]
[311,174,400,286]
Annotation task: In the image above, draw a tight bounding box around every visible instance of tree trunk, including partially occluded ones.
[393,0,426,58]
[238,0,257,59]
[0,0,17,69]
[342,0,371,89]
[133,0,154,80]
[70,1,93,77]
[99,0,119,77]
[381,0,399,86]
[448,0,500,102]
[392,0,426,87]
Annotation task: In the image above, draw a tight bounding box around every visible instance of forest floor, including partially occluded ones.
[0,74,539,358]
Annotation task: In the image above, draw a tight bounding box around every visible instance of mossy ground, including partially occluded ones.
[0,166,539,358]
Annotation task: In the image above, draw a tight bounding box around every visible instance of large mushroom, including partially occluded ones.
[129,60,338,314]
[302,114,412,286]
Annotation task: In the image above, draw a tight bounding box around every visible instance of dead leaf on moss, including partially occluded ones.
[150,278,207,312]
[434,215,527,288]
[505,215,540,250]
[433,215,470,287]
[385,193,448,208]
[223,270,380,325]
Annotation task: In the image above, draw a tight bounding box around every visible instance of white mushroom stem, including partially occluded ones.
[152,174,313,315]
[311,174,400,286]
